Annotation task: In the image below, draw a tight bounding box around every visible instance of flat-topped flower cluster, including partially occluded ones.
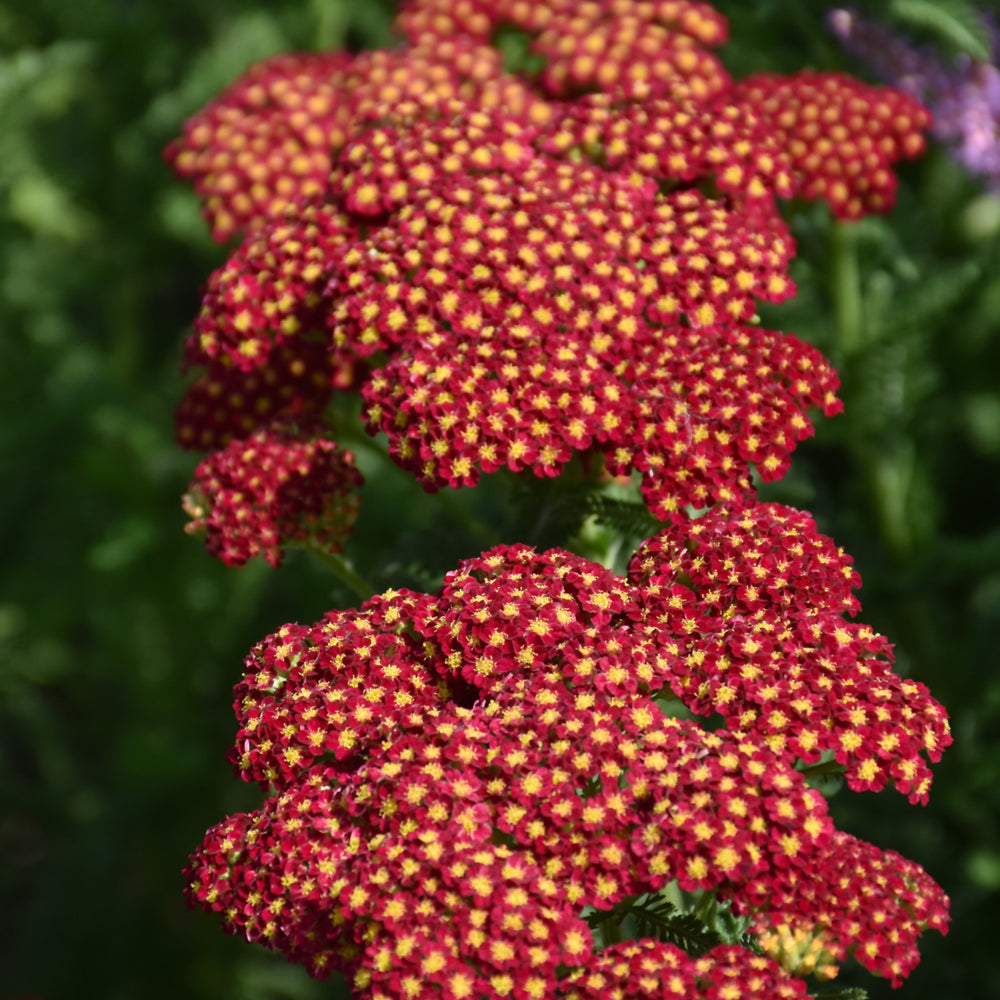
[170,0,930,564]
[170,1,952,995]
[186,502,949,995]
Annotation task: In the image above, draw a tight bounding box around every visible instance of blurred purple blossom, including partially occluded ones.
[829,8,1000,191]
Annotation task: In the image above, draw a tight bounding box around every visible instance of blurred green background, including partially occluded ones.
[1,1,997,998]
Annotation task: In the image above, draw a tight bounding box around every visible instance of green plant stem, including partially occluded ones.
[587,894,638,947]
[429,487,500,548]
[598,916,624,947]
[862,442,915,561]
[312,0,347,47]
[808,987,869,1000]
[831,220,864,358]
[304,546,377,601]
[832,218,917,560]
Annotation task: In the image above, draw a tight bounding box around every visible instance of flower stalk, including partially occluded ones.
[831,219,865,359]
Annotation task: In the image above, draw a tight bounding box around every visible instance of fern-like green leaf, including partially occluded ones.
[809,987,869,1000]
[625,895,722,956]
[872,260,981,345]
[584,493,661,539]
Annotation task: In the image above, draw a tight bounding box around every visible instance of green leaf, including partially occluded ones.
[890,0,992,60]
[809,988,868,1000]
[0,40,93,120]
[629,897,721,955]
[871,259,981,345]
[584,493,661,539]
[8,173,96,242]
[491,24,546,77]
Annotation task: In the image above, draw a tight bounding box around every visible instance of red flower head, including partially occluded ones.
[564,940,811,999]
[396,0,732,101]
[733,71,930,219]
[167,2,933,529]
[731,830,951,986]
[166,41,549,241]
[187,531,949,993]
[185,100,835,516]
[182,426,362,567]
[628,501,952,802]
[175,339,355,452]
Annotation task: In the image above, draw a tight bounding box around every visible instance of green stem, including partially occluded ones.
[430,488,500,548]
[109,272,140,386]
[831,220,864,358]
[808,988,869,1000]
[304,545,377,601]
[312,0,347,47]
[329,420,391,459]
[598,916,624,947]
[862,443,915,561]
[587,894,638,948]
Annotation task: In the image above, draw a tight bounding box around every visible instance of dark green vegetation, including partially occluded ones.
[2,1,997,997]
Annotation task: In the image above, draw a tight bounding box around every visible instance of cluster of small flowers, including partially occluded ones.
[563,941,810,1000]
[730,70,929,219]
[182,426,362,567]
[175,339,356,452]
[172,4,952,995]
[830,7,1000,192]
[396,0,733,100]
[628,502,950,801]
[740,829,950,984]
[168,0,931,547]
[166,41,549,243]
[185,503,949,994]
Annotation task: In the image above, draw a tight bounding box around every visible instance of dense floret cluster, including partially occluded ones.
[166,42,548,243]
[175,339,354,452]
[395,0,732,101]
[168,0,929,553]
[628,503,950,800]
[182,426,362,567]
[185,511,949,994]
[171,3,951,996]
[564,940,812,999]
[731,71,929,220]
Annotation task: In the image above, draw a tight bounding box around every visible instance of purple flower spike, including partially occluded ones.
[830,7,1000,192]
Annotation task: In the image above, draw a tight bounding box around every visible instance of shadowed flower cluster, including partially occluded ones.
[185,503,949,994]
[182,426,362,567]
[167,0,931,555]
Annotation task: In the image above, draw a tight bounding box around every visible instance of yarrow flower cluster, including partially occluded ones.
[395,0,733,101]
[167,0,931,553]
[182,426,362,567]
[169,2,953,996]
[830,8,1000,192]
[185,506,949,994]
[626,503,951,802]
